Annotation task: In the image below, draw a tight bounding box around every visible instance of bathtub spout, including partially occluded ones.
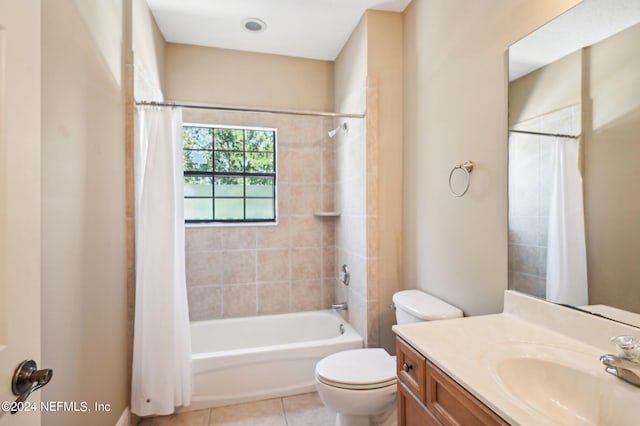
[332,302,348,312]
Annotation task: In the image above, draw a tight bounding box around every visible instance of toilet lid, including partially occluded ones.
[393,290,463,320]
[315,349,396,390]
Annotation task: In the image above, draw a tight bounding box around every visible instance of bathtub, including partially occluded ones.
[186,310,363,410]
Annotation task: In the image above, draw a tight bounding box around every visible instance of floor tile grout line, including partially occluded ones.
[280,397,290,426]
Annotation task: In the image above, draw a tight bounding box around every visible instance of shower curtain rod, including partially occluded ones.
[509,129,580,139]
[135,100,365,119]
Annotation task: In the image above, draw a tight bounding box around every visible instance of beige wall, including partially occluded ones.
[41,1,128,425]
[367,11,403,353]
[133,0,166,100]
[402,0,581,316]
[586,23,640,312]
[165,44,334,111]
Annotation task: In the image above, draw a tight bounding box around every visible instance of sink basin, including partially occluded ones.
[486,342,640,425]
[496,357,600,425]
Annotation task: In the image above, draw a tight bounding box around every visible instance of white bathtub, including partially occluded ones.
[186,310,363,410]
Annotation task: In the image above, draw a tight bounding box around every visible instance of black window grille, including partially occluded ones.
[183,125,276,223]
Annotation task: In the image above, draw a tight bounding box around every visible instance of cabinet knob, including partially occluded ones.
[402,362,413,372]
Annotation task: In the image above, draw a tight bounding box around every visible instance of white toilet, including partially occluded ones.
[315,290,463,426]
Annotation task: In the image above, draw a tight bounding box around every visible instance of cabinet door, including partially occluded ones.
[396,337,427,401]
[426,362,509,426]
[398,382,442,426]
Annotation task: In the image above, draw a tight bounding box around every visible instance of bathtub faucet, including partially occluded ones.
[332,302,348,312]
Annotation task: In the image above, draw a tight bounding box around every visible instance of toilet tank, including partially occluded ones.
[393,290,463,324]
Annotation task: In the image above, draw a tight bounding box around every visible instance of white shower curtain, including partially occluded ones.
[132,106,192,416]
[546,137,588,306]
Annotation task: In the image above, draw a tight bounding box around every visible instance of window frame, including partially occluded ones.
[183,123,277,224]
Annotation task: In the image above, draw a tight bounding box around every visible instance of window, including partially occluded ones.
[183,124,276,223]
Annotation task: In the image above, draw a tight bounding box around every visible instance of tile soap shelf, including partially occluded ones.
[314,211,341,218]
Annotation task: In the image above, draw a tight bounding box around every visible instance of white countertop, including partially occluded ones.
[392,291,640,425]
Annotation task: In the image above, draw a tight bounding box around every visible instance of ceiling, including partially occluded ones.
[146,0,412,61]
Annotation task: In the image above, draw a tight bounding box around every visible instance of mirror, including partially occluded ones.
[507,0,640,321]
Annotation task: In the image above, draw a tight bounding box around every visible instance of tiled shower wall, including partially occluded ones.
[508,104,581,299]
[184,109,338,320]
[334,114,368,341]
[333,80,378,347]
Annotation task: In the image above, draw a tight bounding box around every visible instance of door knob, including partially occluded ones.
[11,360,53,414]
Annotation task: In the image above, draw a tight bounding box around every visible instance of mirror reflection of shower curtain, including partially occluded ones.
[132,106,192,415]
[546,137,588,306]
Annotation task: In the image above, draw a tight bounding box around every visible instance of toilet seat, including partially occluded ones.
[315,348,397,390]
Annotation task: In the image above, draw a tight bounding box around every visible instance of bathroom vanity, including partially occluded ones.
[393,291,640,425]
[396,336,507,425]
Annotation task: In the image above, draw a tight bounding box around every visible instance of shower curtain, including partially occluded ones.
[132,106,192,416]
[546,137,588,306]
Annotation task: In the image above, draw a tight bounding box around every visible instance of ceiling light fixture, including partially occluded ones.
[242,18,267,33]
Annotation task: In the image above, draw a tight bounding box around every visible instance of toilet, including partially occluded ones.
[315,290,463,426]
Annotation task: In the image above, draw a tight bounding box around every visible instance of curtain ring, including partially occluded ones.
[449,161,473,197]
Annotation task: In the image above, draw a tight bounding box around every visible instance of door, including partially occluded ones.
[0,1,42,425]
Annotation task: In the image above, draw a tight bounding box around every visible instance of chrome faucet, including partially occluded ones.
[331,302,348,312]
[601,335,640,387]
[600,354,640,386]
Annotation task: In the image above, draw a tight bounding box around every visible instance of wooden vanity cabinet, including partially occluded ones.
[396,337,509,426]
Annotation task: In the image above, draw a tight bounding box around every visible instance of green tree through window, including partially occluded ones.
[183,125,276,222]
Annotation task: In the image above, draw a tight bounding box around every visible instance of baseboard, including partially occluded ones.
[115,407,131,426]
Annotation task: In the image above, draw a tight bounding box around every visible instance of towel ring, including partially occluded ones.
[448,161,473,197]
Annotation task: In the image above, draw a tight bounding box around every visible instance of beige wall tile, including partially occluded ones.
[277,149,293,183]
[276,183,292,217]
[221,250,257,284]
[257,249,291,282]
[291,279,322,311]
[186,227,222,252]
[186,251,223,286]
[367,257,379,301]
[291,247,322,280]
[321,221,336,247]
[258,281,291,315]
[367,300,380,348]
[216,227,257,250]
[222,284,257,318]
[322,149,336,184]
[322,278,336,307]
[322,247,336,278]
[257,218,290,249]
[290,150,322,184]
[321,184,335,211]
[289,184,322,214]
[188,286,223,321]
[290,216,322,248]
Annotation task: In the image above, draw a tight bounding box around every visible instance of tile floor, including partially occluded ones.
[138,393,336,426]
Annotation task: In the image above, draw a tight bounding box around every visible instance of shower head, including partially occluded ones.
[328,122,348,138]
